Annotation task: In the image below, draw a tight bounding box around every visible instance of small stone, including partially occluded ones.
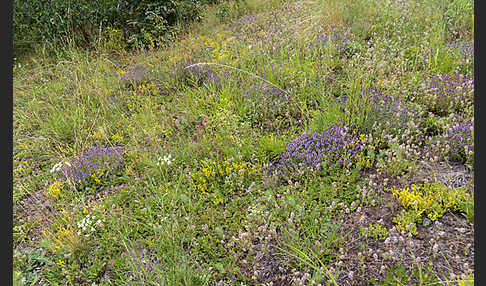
[423,218,431,226]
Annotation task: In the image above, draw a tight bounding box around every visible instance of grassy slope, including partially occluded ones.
[13,0,474,285]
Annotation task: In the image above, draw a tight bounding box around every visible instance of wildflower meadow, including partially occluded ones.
[13,0,474,285]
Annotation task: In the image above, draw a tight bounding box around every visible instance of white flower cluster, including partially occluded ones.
[77,214,103,237]
[157,154,174,166]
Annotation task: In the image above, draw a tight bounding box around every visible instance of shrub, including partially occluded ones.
[13,0,220,57]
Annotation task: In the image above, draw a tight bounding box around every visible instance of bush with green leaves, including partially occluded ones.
[13,0,220,57]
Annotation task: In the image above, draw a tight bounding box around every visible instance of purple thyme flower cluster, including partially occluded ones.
[277,123,365,176]
[308,26,353,54]
[446,41,474,63]
[120,65,150,82]
[446,118,473,163]
[340,88,420,133]
[416,73,474,116]
[367,88,419,128]
[243,80,289,121]
[56,146,125,186]
[186,65,228,89]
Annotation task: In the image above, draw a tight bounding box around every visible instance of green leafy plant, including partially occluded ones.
[361,222,389,241]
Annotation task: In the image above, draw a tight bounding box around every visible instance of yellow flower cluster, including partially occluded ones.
[90,129,104,140]
[90,169,103,184]
[350,131,366,148]
[134,81,160,96]
[46,180,64,199]
[14,161,26,174]
[195,31,236,64]
[52,225,75,251]
[349,132,371,168]
[389,182,473,235]
[390,183,446,221]
[191,159,249,194]
[56,259,65,267]
[104,26,120,34]
[42,208,87,253]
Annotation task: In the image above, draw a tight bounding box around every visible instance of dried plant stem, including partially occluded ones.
[184,62,291,97]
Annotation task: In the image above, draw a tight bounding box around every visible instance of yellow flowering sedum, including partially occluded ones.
[389,182,472,235]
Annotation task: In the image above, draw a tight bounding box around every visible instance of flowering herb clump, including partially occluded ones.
[56,146,125,187]
[339,88,421,139]
[120,65,150,83]
[277,123,367,177]
[446,118,474,164]
[308,26,353,55]
[368,89,416,121]
[242,81,290,128]
[414,73,473,116]
[185,64,230,91]
[365,88,419,127]
[445,41,474,64]
[191,157,255,205]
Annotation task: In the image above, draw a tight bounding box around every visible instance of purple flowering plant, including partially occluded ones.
[276,122,368,178]
[55,145,125,189]
[427,41,474,74]
[337,87,421,140]
[446,42,474,63]
[239,80,293,130]
[120,65,150,83]
[446,118,473,164]
[307,26,355,57]
[185,64,230,91]
[411,73,473,117]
